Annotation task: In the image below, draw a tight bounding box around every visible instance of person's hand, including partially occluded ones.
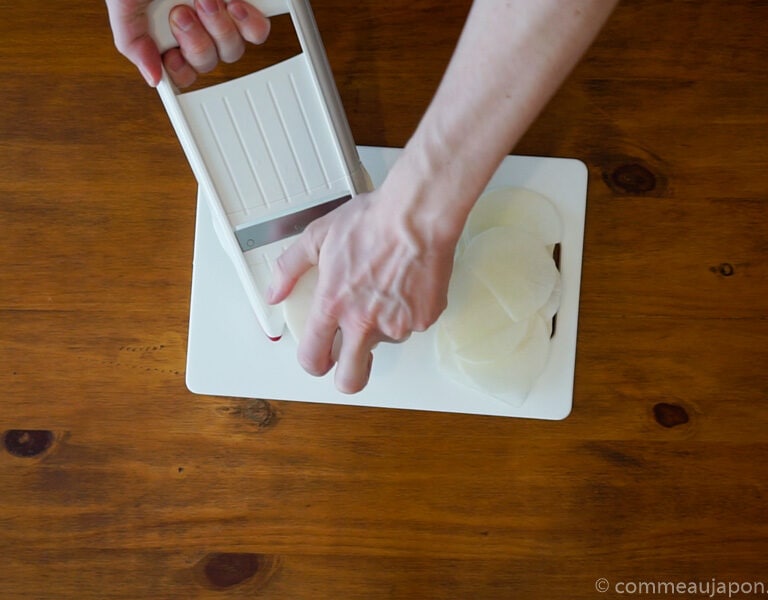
[106,0,271,87]
[267,191,457,394]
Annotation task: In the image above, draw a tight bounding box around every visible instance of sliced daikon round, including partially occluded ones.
[455,314,551,405]
[466,187,562,245]
[463,227,559,322]
[435,323,468,383]
[453,316,530,365]
[438,262,512,352]
[539,274,561,321]
[538,273,561,338]
[282,266,318,343]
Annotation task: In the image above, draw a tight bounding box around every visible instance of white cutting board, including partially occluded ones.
[186,146,587,419]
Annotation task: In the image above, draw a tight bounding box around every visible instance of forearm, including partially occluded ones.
[380,0,617,244]
[268,0,617,392]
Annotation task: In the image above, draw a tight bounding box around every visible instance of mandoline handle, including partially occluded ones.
[147,0,290,53]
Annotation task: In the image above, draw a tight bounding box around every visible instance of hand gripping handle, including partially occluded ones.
[147,0,289,53]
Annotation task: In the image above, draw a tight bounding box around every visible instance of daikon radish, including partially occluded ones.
[455,314,552,405]
[282,266,318,343]
[466,187,562,245]
[452,315,530,365]
[439,262,513,352]
[435,186,563,404]
[463,228,559,322]
[435,325,464,378]
[539,276,561,322]
[434,237,558,404]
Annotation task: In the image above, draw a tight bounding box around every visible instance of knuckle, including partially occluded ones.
[220,41,245,63]
[412,313,437,333]
[345,312,378,339]
[302,219,325,249]
[412,298,448,332]
[182,42,215,66]
[383,321,410,341]
[240,14,271,45]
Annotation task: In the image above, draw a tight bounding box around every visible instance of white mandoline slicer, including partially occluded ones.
[148,0,371,338]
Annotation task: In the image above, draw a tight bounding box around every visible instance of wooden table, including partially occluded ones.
[2,1,767,597]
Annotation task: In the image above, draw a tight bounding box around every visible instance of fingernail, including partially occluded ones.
[265,285,276,303]
[172,7,195,32]
[198,0,219,15]
[228,2,248,20]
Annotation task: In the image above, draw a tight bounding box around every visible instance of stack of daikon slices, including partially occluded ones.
[434,187,562,405]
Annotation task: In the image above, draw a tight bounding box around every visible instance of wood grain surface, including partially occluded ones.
[2,1,767,598]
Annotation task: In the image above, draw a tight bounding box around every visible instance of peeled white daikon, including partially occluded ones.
[282,266,318,343]
[538,276,561,322]
[462,227,559,322]
[435,186,562,405]
[455,314,551,403]
[465,187,563,245]
[439,262,516,352]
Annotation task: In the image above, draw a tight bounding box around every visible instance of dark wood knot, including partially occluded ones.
[216,399,279,430]
[195,552,279,590]
[242,399,278,429]
[3,429,54,457]
[653,403,689,428]
[610,163,657,194]
[709,263,735,277]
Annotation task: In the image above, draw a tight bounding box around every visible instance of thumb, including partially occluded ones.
[106,0,162,86]
[267,231,322,304]
[129,35,163,86]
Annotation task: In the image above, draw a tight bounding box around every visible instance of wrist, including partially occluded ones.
[375,134,486,252]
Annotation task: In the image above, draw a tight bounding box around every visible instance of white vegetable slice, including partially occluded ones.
[282,266,318,343]
[454,316,530,365]
[539,274,561,322]
[435,187,564,404]
[463,227,559,322]
[435,323,467,382]
[438,262,512,352]
[455,314,552,405]
[466,187,563,245]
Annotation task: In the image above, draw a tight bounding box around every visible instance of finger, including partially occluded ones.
[226,1,272,45]
[297,306,339,377]
[267,242,316,304]
[169,5,218,74]
[377,308,413,342]
[379,332,412,345]
[267,225,327,304]
[163,48,199,88]
[105,0,162,86]
[128,36,163,87]
[334,329,375,394]
[194,0,245,64]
